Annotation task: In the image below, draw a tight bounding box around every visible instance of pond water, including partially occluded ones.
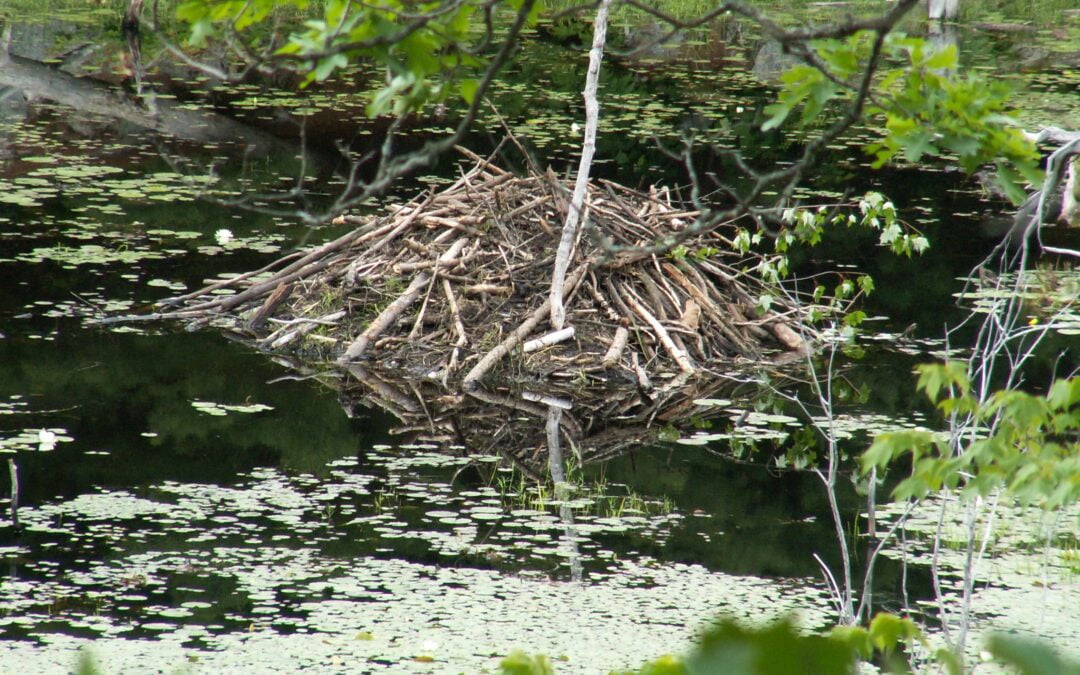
[1,3,1078,672]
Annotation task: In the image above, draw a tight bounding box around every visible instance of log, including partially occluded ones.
[247,281,293,330]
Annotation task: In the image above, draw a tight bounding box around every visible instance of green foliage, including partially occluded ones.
[176,0,539,115]
[829,613,963,675]
[987,633,1080,675]
[764,32,1041,202]
[684,619,856,675]
[614,618,856,675]
[866,37,1041,203]
[863,367,1080,509]
[514,614,1080,674]
[499,650,556,675]
[501,615,1080,675]
[735,190,925,328]
[74,649,102,675]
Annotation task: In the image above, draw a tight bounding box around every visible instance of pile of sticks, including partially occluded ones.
[160,150,812,397]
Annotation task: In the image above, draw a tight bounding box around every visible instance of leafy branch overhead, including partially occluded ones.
[176,0,541,115]
[763,31,1042,203]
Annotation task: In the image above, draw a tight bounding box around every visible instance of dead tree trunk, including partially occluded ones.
[550,0,612,331]
[928,0,959,20]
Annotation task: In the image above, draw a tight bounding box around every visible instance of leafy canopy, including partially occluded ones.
[763,31,1042,203]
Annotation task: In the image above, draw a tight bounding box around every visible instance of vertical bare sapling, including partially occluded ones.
[549,0,611,330]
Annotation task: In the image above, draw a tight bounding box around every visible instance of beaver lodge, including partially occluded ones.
[154,149,818,471]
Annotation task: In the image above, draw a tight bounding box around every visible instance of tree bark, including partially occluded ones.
[549,0,612,330]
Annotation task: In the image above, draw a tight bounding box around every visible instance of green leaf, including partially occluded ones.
[688,618,857,675]
[312,53,348,82]
[932,647,964,675]
[868,613,923,654]
[1047,377,1079,411]
[862,430,933,473]
[635,655,689,675]
[924,45,958,70]
[828,626,873,660]
[843,310,866,327]
[915,362,969,403]
[995,162,1028,205]
[499,650,555,675]
[987,633,1080,675]
[460,78,480,106]
[762,102,793,132]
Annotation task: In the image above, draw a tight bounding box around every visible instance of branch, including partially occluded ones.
[550,0,611,331]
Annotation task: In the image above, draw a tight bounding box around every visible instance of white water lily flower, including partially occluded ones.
[215,228,234,245]
[38,429,57,451]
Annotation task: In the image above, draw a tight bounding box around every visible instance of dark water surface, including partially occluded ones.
[1,5,1078,672]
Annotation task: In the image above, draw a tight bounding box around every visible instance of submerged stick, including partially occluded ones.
[7,458,18,529]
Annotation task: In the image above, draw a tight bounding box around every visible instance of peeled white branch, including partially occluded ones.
[549,0,612,331]
[523,327,575,352]
[523,391,573,410]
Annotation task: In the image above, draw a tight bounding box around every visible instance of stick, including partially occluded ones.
[344,365,422,415]
[7,459,17,529]
[266,310,346,350]
[601,326,629,368]
[454,144,511,175]
[765,317,807,352]
[169,207,405,311]
[442,278,467,347]
[163,251,306,305]
[523,391,573,410]
[462,284,512,296]
[463,264,588,390]
[247,281,293,330]
[675,260,758,355]
[467,387,584,439]
[624,293,695,375]
[549,0,612,331]
[409,238,469,340]
[523,327,575,353]
[631,352,652,393]
[337,272,431,362]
